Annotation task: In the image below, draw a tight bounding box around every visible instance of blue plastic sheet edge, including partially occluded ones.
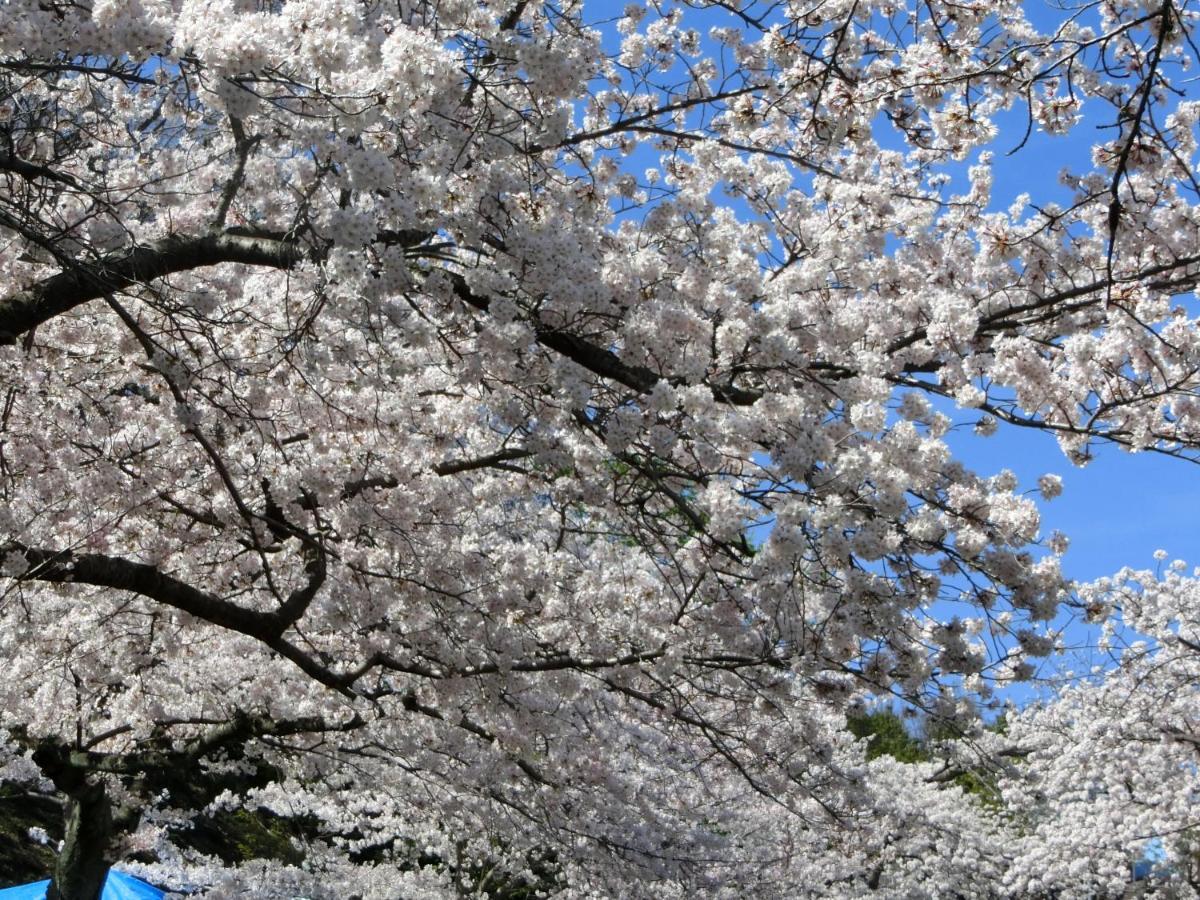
[0,870,164,899]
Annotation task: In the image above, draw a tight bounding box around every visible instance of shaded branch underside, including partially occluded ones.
[2,225,1197,410]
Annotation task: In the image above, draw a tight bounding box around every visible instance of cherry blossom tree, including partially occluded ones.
[996,563,1200,898]
[0,0,1198,895]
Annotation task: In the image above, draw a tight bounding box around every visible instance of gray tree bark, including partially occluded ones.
[46,782,111,900]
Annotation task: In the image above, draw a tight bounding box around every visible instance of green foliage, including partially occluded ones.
[949,769,1003,808]
[846,709,928,764]
[207,808,307,866]
[462,846,565,899]
[846,708,1011,810]
[0,790,60,882]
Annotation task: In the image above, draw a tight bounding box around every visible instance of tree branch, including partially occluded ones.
[2,541,280,639]
[0,229,311,343]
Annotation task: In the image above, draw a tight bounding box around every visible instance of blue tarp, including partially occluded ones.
[0,870,164,899]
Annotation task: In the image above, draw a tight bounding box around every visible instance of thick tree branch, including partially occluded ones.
[29,711,364,780]
[447,272,761,405]
[0,152,83,188]
[0,229,310,343]
[2,541,280,639]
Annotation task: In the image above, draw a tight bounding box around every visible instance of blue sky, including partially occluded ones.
[948,414,1200,583]
[583,2,1199,703]
[595,2,1198,576]
[949,101,1200,587]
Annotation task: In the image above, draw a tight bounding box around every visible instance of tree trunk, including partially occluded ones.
[47,782,111,900]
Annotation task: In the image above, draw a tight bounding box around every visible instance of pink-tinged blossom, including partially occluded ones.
[0,0,1197,894]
